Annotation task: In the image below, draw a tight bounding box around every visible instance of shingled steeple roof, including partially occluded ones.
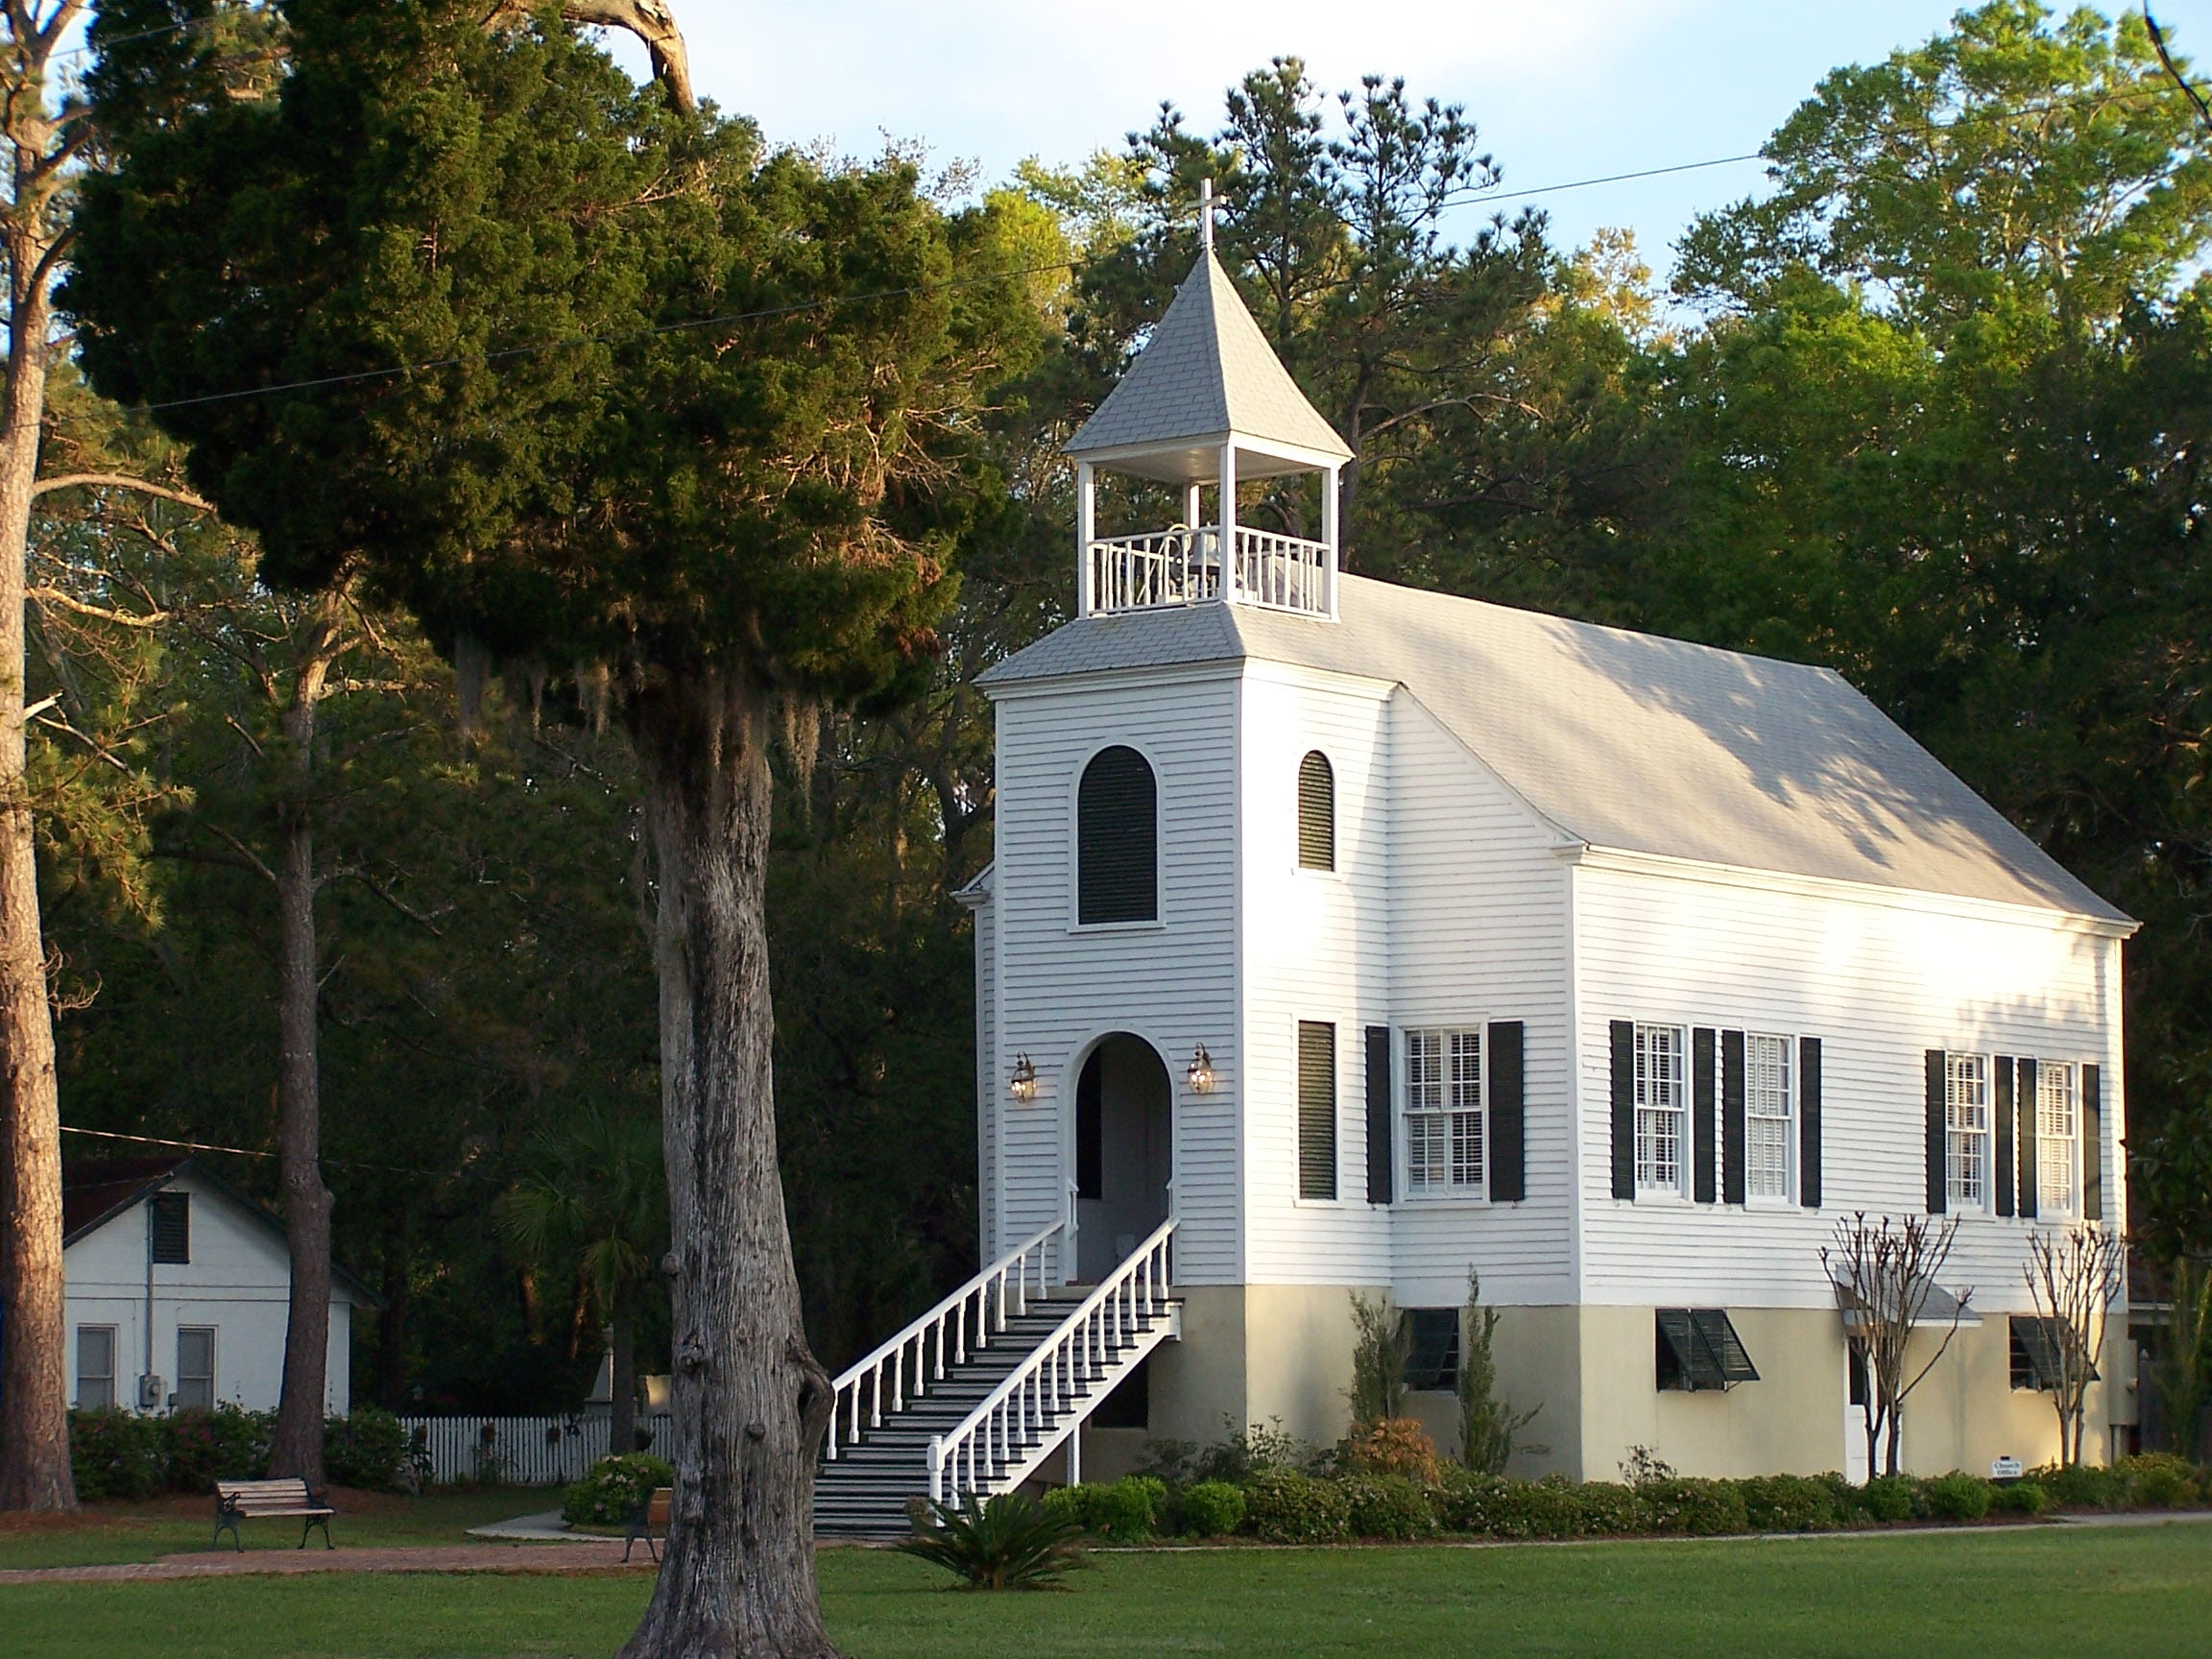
[1066,252,1352,482]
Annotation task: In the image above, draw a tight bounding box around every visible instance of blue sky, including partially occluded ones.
[626,0,2212,280]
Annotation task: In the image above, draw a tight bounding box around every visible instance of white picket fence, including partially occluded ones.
[397,1413,674,1487]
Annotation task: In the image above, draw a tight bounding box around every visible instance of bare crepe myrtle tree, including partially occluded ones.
[1822,1213,1973,1478]
[2022,1225,2126,1467]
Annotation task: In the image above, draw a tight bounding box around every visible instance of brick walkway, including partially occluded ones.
[0,1542,657,1584]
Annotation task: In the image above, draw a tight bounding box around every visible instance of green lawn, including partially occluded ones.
[0,1489,544,1570]
[4,1524,2209,1658]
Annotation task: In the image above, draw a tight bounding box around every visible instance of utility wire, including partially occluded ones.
[62,1121,444,1177]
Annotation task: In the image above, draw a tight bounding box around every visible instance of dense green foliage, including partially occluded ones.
[65,1407,403,1500]
[560,1454,674,1527]
[898,1491,1090,1591]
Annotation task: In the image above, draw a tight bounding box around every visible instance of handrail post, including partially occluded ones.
[928,1434,946,1505]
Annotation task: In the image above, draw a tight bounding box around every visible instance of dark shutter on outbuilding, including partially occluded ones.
[1365,1025,1393,1206]
[1993,1057,2016,1218]
[1297,751,1334,872]
[2016,1057,2039,1220]
[1692,1027,1718,1206]
[1925,1050,1948,1214]
[149,1190,190,1265]
[1610,1021,1635,1200]
[1488,1021,1526,1203]
[2081,1064,2103,1221]
[1298,1022,1337,1201]
[1075,1049,1103,1201]
[1720,1028,1747,1207]
[1076,745,1158,925]
[1798,1037,1822,1209]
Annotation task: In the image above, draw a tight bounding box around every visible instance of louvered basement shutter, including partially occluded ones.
[2081,1064,2102,1221]
[1298,1021,1337,1201]
[1691,1308,1760,1384]
[1297,751,1334,872]
[1610,1021,1635,1200]
[1721,1028,1747,1207]
[1692,1027,1718,1205]
[1365,1025,1392,1205]
[1925,1050,1947,1214]
[1993,1057,2016,1218]
[2016,1057,2039,1220]
[1488,1021,1526,1202]
[1798,1037,1822,1208]
[1077,745,1158,925]
[1076,1049,1103,1201]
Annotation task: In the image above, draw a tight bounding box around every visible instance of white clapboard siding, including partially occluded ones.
[972,885,998,1262]
[1382,691,1576,1307]
[989,668,1244,1284]
[1572,856,2126,1311]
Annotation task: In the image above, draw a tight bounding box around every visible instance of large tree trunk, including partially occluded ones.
[0,4,76,1512]
[265,617,339,1483]
[621,670,835,1659]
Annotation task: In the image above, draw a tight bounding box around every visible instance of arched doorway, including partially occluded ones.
[1073,1033,1171,1283]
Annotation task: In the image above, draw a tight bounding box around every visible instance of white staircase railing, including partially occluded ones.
[926,1217,1178,1503]
[824,1218,1064,1461]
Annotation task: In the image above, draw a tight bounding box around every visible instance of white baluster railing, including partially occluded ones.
[1231,526,1332,614]
[926,1217,1178,1504]
[823,1218,1065,1461]
[1088,524,1332,616]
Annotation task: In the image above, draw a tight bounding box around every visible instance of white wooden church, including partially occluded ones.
[812,218,2137,1533]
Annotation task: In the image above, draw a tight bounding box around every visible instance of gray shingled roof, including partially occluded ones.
[976,576,2129,923]
[1065,253,1352,478]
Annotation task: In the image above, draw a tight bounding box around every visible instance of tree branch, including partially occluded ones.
[33,472,215,513]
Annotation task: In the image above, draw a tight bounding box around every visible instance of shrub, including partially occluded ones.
[1046,1477,1163,1543]
[2117,1453,2203,1508]
[323,1406,407,1492]
[1638,1478,1748,1537]
[1740,1473,1845,1533]
[1924,1472,1992,1522]
[1240,1466,1350,1544]
[1339,1417,1442,1483]
[1988,1479,2048,1516]
[2031,1461,2125,1511]
[1340,1473,1434,1540]
[1482,1477,1587,1540]
[900,1491,1089,1590]
[1180,1479,1245,1537]
[1179,1419,1314,1485]
[1571,1480,1647,1536]
[1346,1292,1407,1427]
[562,1454,674,1527]
[164,1405,272,1494]
[1431,1468,1509,1534]
[68,1408,166,1503]
[1859,1474,1919,1523]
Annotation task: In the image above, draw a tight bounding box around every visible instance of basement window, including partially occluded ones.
[2009,1316,2088,1392]
[1401,1309,1460,1392]
[1655,1309,1759,1392]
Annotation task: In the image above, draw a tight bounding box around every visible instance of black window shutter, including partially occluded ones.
[1488,1021,1526,1202]
[1075,1049,1103,1200]
[1364,1025,1393,1205]
[1610,1021,1635,1200]
[1925,1050,1948,1214]
[2016,1057,2039,1220]
[1298,752,1335,872]
[149,1190,190,1265]
[1720,1029,1747,1207]
[1692,1028,1718,1205]
[2081,1064,2102,1221]
[1298,1022,1337,1201]
[1076,745,1158,925]
[1798,1037,1822,1209]
[1993,1057,2016,1218]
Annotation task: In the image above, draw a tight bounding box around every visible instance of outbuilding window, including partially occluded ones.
[76,1326,116,1410]
[1297,751,1334,871]
[1076,745,1158,925]
[176,1327,216,1412]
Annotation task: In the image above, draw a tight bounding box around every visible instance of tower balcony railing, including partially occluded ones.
[1087,524,1333,617]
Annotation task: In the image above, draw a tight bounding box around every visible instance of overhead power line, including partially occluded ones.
[62,1121,443,1177]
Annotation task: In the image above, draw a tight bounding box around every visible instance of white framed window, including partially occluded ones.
[1745,1032,1794,1202]
[1946,1052,1990,1211]
[2037,1061,2080,1216]
[75,1325,116,1411]
[176,1327,216,1413]
[1635,1023,1687,1193]
[1405,1028,1483,1193]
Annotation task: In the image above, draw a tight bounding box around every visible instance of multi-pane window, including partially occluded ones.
[1946,1052,1990,1211]
[1405,1028,1483,1193]
[1745,1033,1794,1201]
[75,1325,116,1410]
[1634,1024,1687,1192]
[176,1327,216,1413]
[2038,1062,2080,1215]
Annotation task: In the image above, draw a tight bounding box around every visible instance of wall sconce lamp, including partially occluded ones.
[1186,1044,1215,1094]
[1008,1053,1038,1102]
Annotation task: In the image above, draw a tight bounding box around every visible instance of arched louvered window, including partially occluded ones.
[1298,750,1335,871]
[1077,745,1158,925]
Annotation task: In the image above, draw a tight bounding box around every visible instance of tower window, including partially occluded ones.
[1297,751,1334,871]
[1077,746,1158,925]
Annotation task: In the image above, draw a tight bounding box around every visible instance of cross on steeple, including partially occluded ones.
[1199,178,1215,256]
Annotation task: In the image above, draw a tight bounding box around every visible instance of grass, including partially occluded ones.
[0,1488,544,1570]
[2,1522,2209,1657]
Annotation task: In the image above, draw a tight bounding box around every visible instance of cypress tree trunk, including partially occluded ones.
[621,670,834,1659]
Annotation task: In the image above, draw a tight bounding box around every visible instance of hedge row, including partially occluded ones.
[1044,1454,2207,1546]
[69,1405,409,1502]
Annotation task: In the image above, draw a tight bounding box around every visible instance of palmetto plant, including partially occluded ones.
[899,1492,1090,1590]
